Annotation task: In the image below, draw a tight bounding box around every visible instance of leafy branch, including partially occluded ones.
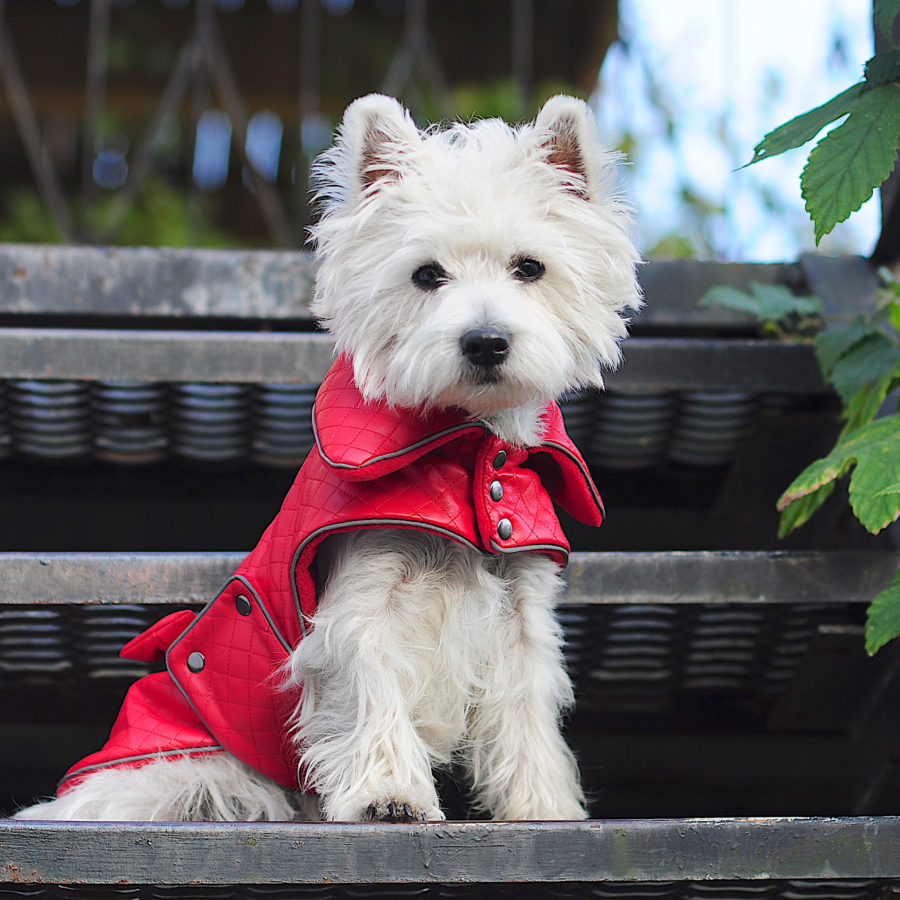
[700,282,822,339]
[776,280,900,655]
[746,0,900,242]
[702,276,900,655]
[738,0,900,655]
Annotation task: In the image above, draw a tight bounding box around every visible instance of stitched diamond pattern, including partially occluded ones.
[168,579,301,789]
[59,672,221,792]
[313,356,475,476]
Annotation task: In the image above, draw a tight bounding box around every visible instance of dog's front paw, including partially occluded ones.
[362,799,445,822]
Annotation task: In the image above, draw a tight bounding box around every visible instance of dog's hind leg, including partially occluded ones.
[13,753,298,821]
[465,553,587,821]
[287,530,466,823]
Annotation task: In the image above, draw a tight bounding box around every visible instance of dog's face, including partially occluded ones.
[310,94,641,430]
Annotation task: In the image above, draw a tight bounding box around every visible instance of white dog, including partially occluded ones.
[16,94,640,823]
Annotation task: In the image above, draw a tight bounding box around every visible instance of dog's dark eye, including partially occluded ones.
[512,257,545,282]
[412,263,448,291]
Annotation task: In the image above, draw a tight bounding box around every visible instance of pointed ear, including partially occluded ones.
[337,94,422,197]
[534,95,599,199]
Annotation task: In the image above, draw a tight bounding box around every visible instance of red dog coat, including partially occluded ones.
[59,356,605,793]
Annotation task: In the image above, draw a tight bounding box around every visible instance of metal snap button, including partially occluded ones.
[493,450,507,469]
[236,594,252,616]
[489,480,503,502]
[187,651,206,673]
[497,518,513,540]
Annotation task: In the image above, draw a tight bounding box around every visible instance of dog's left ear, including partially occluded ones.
[534,96,601,200]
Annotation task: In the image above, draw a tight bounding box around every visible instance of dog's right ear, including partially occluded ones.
[534,95,607,201]
[337,94,422,198]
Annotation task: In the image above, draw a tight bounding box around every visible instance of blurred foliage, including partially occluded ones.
[747,0,900,243]
[92,176,235,248]
[0,177,234,248]
[0,188,61,244]
[452,77,588,124]
[454,78,529,123]
[744,0,900,654]
[0,0,596,248]
[700,282,823,339]
[644,234,696,259]
[777,276,900,654]
[596,0,873,260]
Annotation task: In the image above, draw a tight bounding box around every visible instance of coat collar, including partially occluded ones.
[313,354,578,480]
[311,355,604,527]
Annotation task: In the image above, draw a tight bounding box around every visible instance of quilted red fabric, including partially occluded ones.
[59,356,604,794]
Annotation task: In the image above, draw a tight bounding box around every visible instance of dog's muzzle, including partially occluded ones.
[460,327,511,370]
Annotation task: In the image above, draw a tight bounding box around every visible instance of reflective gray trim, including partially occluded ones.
[61,746,225,785]
[312,410,481,471]
[290,519,487,634]
[166,601,223,745]
[165,576,293,747]
[232,574,293,654]
[489,539,570,565]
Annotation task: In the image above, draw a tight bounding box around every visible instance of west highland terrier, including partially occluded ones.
[16,93,641,823]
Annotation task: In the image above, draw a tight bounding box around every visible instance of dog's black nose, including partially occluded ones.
[460,327,511,368]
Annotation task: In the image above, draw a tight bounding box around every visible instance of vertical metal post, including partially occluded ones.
[408,0,427,43]
[189,0,216,242]
[512,0,534,120]
[99,36,199,242]
[382,0,452,120]
[298,0,322,226]
[871,7,900,262]
[193,0,216,121]
[405,0,429,116]
[0,0,75,241]
[81,0,111,221]
[201,9,296,246]
[300,0,322,122]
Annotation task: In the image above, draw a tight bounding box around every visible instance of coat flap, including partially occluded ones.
[120,610,197,662]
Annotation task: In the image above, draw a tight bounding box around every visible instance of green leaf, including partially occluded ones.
[843,382,884,434]
[746,83,864,166]
[748,283,822,318]
[815,316,882,377]
[828,333,900,404]
[890,299,900,335]
[874,482,900,497]
[699,283,820,323]
[699,285,762,316]
[866,50,900,86]
[801,84,900,243]
[875,0,900,43]
[777,480,836,537]
[866,569,900,655]
[777,414,900,533]
[841,355,900,432]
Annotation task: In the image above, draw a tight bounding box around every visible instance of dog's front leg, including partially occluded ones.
[467,553,587,821]
[287,530,446,822]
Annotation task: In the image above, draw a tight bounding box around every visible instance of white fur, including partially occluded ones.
[286,531,584,821]
[15,94,639,822]
[14,754,299,822]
